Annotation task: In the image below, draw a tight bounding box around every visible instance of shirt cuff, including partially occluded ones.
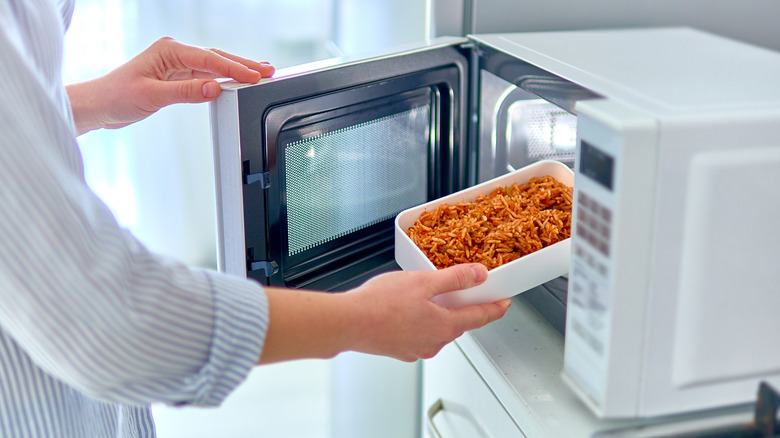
[187,270,268,407]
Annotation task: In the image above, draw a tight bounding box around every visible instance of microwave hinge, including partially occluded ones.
[459,40,480,54]
[459,41,476,51]
[244,171,270,188]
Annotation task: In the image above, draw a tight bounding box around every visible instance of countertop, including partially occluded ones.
[454,295,756,437]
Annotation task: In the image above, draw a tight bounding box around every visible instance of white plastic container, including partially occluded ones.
[394,160,574,308]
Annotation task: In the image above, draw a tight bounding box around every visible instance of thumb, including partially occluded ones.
[200,80,222,99]
[426,264,489,299]
[152,79,222,107]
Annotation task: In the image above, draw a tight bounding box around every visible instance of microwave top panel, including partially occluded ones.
[470,27,780,116]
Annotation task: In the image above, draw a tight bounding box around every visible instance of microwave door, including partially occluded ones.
[210,38,470,291]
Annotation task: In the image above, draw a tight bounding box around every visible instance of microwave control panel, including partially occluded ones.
[564,98,659,416]
[566,138,618,408]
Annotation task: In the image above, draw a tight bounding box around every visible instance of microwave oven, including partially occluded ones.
[209,34,584,292]
[209,27,780,419]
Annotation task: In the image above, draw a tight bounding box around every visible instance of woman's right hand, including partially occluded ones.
[258,264,511,364]
[343,263,511,362]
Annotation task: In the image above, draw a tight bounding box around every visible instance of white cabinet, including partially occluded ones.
[421,296,757,438]
[422,295,615,438]
[422,341,525,437]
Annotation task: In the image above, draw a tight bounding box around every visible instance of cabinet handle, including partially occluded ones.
[426,398,496,438]
[426,398,445,438]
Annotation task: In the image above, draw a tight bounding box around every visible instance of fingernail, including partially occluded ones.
[202,81,220,98]
[471,264,488,283]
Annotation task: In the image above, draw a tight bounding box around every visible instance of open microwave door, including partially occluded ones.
[210,37,470,291]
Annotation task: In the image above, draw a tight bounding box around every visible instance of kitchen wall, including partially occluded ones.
[432,0,780,52]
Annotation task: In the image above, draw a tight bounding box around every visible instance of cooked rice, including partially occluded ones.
[406,175,572,270]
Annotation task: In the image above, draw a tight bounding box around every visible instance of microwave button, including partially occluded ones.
[579,225,592,245]
[597,240,610,257]
[597,221,611,240]
[574,243,586,258]
[598,205,612,223]
[580,208,596,228]
[577,205,589,226]
[577,191,590,209]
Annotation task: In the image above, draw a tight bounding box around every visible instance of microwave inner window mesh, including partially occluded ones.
[284,106,430,256]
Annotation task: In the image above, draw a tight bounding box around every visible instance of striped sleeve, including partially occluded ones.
[0,0,268,408]
[193,271,269,406]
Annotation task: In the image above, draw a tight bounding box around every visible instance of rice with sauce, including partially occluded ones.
[406,175,573,270]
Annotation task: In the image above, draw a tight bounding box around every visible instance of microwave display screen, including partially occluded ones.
[282,105,430,257]
[579,140,614,190]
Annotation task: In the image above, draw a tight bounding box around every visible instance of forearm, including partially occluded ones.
[259,287,357,364]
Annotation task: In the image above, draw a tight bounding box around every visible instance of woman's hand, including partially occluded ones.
[66,37,275,135]
[258,264,511,364]
[344,264,512,362]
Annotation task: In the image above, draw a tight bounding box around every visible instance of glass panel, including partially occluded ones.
[284,106,430,256]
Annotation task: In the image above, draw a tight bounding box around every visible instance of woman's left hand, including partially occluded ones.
[67,37,275,135]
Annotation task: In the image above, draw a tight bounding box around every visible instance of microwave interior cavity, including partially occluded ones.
[478,70,578,183]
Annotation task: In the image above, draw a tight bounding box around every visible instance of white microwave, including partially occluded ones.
[210,27,780,420]
[552,29,780,417]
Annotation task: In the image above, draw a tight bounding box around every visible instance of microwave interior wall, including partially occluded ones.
[478,70,578,182]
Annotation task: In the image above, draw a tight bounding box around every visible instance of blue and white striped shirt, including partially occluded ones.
[0,0,269,436]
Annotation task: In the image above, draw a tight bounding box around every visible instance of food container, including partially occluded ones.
[394,160,574,308]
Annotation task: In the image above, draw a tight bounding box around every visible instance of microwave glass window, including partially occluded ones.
[579,140,614,190]
[283,106,430,256]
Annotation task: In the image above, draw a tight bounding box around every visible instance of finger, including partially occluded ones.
[423,264,488,299]
[449,298,512,332]
[203,60,274,81]
[177,44,274,83]
[149,78,222,106]
[211,48,275,77]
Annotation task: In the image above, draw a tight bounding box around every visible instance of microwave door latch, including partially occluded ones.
[243,171,276,277]
[250,260,279,277]
[244,171,271,188]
